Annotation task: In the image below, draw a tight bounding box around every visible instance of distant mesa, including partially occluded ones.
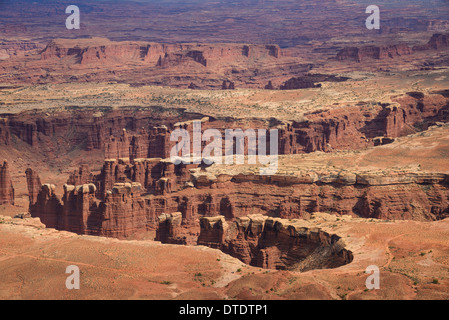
[280,77,322,90]
[40,38,282,68]
[278,74,349,90]
[336,43,412,62]
[427,33,449,50]
[413,33,449,51]
[8,37,291,89]
[337,33,449,63]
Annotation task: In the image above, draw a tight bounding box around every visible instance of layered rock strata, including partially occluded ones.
[338,34,449,63]
[337,44,412,62]
[30,182,153,239]
[2,92,447,162]
[25,168,41,207]
[0,161,14,205]
[40,40,282,68]
[14,92,449,240]
[197,215,353,271]
[28,155,449,241]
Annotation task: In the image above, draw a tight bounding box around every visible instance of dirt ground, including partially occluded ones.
[0,213,448,300]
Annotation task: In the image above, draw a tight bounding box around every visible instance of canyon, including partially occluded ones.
[1,0,449,302]
[0,90,447,272]
[1,33,449,88]
[0,37,309,89]
[1,91,448,158]
[197,214,353,271]
[1,212,448,300]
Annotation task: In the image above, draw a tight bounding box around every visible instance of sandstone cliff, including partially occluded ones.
[18,91,449,239]
[337,44,412,62]
[197,214,353,271]
[27,150,449,242]
[41,39,282,69]
[5,92,446,162]
[0,161,14,205]
[30,181,155,239]
[414,33,449,51]
[25,168,41,207]
[0,118,10,146]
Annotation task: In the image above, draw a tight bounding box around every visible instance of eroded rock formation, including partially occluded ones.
[30,39,287,88]
[0,118,10,146]
[197,215,353,271]
[17,91,449,241]
[2,106,195,156]
[30,184,61,228]
[0,161,14,205]
[27,151,449,243]
[156,212,189,245]
[25,168,41,207]
[337,44,412,62]
[99,183,148,238]
[338,34,449,63]
[427,33,449,50]
[30,181,156,239]
[1,92,447,162]
[41,40,281,68]
[414,33,449,51]
[279,74,349,90]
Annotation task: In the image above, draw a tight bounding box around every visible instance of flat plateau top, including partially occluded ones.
[1,68,448,121]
